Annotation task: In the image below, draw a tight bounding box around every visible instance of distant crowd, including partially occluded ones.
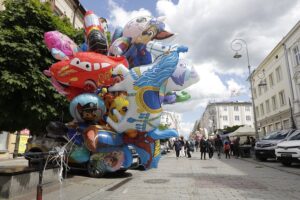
[172,135,256,160]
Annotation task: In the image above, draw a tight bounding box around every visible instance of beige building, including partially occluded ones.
[283,21,300,128]
[196,101,254,135]
[160,111,181,131]
[252,21,300,135]
[0,0,86,28]
[43,0,86,28]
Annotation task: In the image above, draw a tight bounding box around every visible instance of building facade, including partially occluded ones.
[0,0,5,10]
[196,101,254,135]
[283,21,300,128]
[0,0,85,28]
[252,21,300,135]
[160,111,181,131]
[43,0,86,28]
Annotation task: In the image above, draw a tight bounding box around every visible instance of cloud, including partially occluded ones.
[178,120,194,139]
[108,0,152,27]
[156,0,300,75]
[106,0,300,123]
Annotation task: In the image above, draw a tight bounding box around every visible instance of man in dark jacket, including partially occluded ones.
[173,138,182,159]
[215,134,223,159]
[200,137,208,160]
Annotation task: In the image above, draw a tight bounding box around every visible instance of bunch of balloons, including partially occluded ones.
[43,10,199,176]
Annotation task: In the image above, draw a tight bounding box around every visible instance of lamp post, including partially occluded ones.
[231,39,259,140]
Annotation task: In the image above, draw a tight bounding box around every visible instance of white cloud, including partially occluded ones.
[156,0,300,74]
[179,120,194,139]
[108,0,152,27]
[106,0,300,124]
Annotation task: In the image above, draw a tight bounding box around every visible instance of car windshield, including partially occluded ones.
[289,131,300,141]
[263,131,288,140]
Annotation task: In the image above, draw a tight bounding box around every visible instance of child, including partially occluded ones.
[224,141,231,159]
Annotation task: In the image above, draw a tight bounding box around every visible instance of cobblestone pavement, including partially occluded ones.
[7,151,300,200]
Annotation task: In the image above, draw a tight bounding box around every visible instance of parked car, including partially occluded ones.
[275,130,300,166]
[255,129,295,161]
[160,143,168,155]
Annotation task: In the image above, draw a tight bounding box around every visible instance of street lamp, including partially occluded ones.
[231,39,259,140]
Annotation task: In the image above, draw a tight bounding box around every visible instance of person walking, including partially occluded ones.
[185,141,192,158]
[234,137,241,158]
[207,139,214,159]
[215,134,223,159]
[195,140,199,152]
[200,137,208,160]
[173,138,182,159]
[224,141,231,159]
[179,136,185,157]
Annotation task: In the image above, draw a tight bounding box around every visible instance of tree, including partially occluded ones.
[0,0,84,133]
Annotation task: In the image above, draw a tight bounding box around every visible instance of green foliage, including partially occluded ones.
[223,125,244,134]
[158,123,170,131]
[0,0,83,132]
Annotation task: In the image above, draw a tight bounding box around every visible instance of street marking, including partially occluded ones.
[106,178,133,191]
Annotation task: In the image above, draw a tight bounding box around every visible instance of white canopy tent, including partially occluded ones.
[228,126,256,137]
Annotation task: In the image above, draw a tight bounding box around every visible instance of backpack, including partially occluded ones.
[224,144,230,150]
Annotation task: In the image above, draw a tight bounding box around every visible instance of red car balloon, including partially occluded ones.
[45,52,128,100]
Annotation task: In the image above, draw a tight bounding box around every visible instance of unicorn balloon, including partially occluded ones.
[106,41,198,133]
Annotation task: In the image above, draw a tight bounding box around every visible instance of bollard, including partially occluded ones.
[36,157,43,200]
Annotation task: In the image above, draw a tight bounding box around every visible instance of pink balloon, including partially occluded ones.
[44,31,79,57]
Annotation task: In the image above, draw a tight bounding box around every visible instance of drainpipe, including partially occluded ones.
[283,43,295,101]
[73,3,80,28]
[283,42,297,129]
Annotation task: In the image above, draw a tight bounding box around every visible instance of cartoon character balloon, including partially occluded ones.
[44,31,80,60]
[69,94,106,123]
[106,42,188,133]
[43,12,200,173]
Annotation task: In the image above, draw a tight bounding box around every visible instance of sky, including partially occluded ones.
[79,0,300,138]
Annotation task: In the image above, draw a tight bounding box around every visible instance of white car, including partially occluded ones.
[275,130,300,166]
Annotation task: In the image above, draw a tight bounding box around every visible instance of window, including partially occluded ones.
[269,73,274,87]
[234,106,239,111]
[253,88,257,98]
[283,119,290,129]
[266,100,270,113]
[279,90,286,106]
[223,116,228,121]
[275,122,282,130]
[268,124,273,132]
[260,103,265,116]
[223,106,227,111]
[275,66,282,82]
[272,95,277,111]
[235,116,240,121]
[263,78,268,92]
[258,85,262,95]
[223,125,228,129]
[293,45,300,66]
[255,106,260,117]
[245,106,250,111]
[246,116,251,121]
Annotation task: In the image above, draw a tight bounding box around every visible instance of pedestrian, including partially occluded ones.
[244,136,251,145]
[207,139,214,159]
[250,136,256,156]
[224,141,231,159]
[200,137,208,160]
[229,137,234,156]
[173,138,182,159]
[234,137,241,158]
[214,134,223,159]
[179,136,185,157]
[185,141,192,158]
[195,140,199,152]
